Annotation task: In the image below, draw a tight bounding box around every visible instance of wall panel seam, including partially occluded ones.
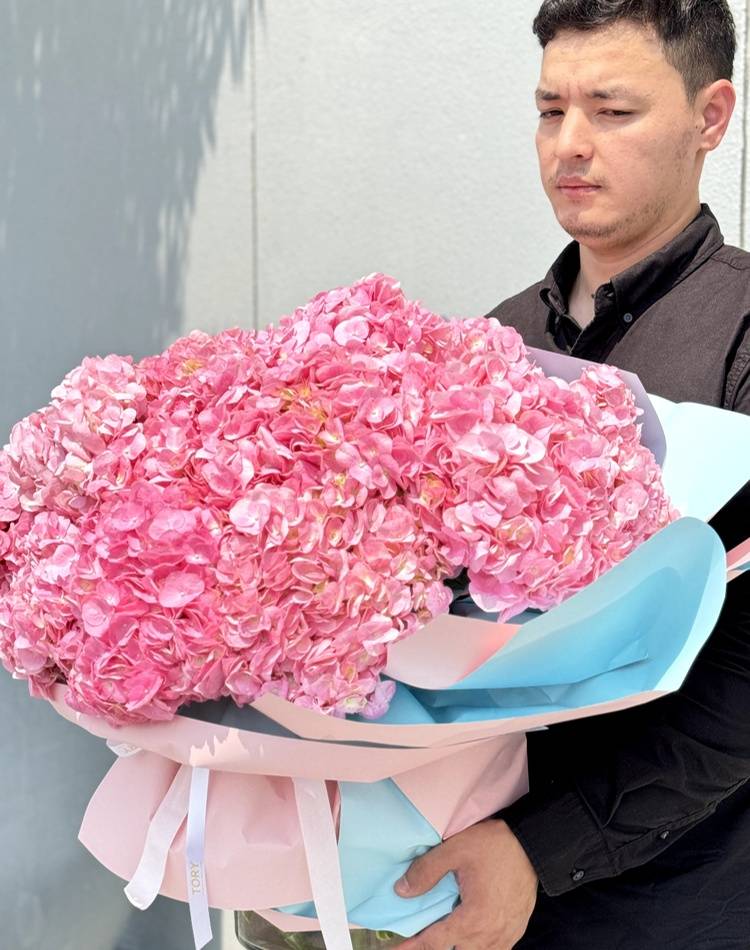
[250,0,260,329]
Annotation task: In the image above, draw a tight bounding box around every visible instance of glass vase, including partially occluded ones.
[235,911,405,950]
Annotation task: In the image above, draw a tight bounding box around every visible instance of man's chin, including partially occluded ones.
[555,210,621,245]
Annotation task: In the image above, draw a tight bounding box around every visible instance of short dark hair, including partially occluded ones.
[533,1,736,100]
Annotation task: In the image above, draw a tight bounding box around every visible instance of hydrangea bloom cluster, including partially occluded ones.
[0,275,674,725]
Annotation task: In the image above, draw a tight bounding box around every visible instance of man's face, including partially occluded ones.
[535,21,702,249]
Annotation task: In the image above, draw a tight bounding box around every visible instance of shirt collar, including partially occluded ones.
[539,204,725,326]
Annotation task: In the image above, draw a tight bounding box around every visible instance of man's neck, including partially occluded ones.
[569,202,702,330]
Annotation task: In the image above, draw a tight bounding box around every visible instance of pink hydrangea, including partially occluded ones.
[0,274,675,725]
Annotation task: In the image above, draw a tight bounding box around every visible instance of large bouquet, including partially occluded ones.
[1,274,672,724]
[2,275,748,950]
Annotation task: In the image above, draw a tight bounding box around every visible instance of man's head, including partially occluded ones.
[533,1,737,251]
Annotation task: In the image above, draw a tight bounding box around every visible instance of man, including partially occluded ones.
[395,3,750,948]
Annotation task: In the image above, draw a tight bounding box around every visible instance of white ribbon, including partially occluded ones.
[185,766,213,950]
[124,764,348,950]
[293,777,354,950]
[124,764,191,911]
[123,763,213,949]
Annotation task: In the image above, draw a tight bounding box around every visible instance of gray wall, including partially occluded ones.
[1,3,748,949]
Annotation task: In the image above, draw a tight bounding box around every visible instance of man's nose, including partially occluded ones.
[554,110,594,162]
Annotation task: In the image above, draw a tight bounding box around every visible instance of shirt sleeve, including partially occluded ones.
[499,514,750,896]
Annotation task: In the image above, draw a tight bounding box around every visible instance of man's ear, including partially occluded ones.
[696,79,736,153]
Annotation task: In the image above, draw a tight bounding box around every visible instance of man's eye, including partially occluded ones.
[539,110,563,119]
[601,110,632,117]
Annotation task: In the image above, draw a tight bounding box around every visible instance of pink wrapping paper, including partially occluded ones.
[76,727,528,910]
[50,685,522,781]
[251,688,665,748]
[50,667,663,912]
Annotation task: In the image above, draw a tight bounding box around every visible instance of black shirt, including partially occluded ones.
[487,205,750,410]
[486,206,750,949]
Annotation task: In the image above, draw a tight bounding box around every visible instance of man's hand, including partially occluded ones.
[394,819,538,950]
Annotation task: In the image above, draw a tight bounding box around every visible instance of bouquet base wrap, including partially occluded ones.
[77,734,529,912]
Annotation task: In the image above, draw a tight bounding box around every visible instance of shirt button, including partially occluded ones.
[623,312,634,325]
[571,869,585,882]
[659,830,671,841]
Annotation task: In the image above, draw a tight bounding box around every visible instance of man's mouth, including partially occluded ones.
[556,177,602,196]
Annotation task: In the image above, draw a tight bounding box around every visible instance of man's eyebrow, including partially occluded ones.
[535,88,560,102]
[535,85,644,103]
[589,86,639,100]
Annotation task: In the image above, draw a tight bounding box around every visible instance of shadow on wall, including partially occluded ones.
[0,0,248,442]
[0,3,249,949]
